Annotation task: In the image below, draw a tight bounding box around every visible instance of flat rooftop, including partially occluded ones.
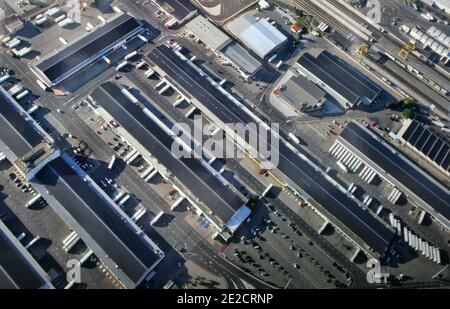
[339,122,450,227]
[154,0,197,22]
[281,75,326,109]
[0,220,52,289]
[34,14,142,85]
[399,119,449,173]
[220,42,262,75]
[90,82,245,226]
[186,15,231,50]
[35,157,161,288]
[0,88,43,158]
[147,45,395,255]
[297,51,381,105]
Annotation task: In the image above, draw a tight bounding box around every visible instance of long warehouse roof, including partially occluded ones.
[90,82,245,226]
[0,220,52,289]
[35,157,161,287]
[154,0,197,22]
[34,14,142,84]
[339,121,450,224]
[147,45,395,255]
[0,88,43,157]
[297,51,381,105]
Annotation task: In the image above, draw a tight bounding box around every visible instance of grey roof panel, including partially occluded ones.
[147,45,394,254]
[0,223,48,289]
[90,82,243,224]
[220,42,262,75]
[36,14,141,83]
[36,157,159,284]
[297,51,381,104]
[340,122,450,222]
[154,0,196,21]
[0,88,43,157]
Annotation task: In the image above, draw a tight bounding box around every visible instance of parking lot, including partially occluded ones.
[226,202,350,288]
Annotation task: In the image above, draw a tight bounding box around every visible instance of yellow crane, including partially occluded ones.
[356,43,369,56]
[398,41,415,60]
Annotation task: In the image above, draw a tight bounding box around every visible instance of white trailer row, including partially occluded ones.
[124,50,137,60]
[144,68,155,78]
[126,151,140,165]
[117,194,130,207]
[46,7,60,17]
[357,165,377,184]
[262,184,273,198]
[35,16,48,26]
[144,169,158,182]
[120,88,138,104]
[54,14,66,23]
[0,74,10,83]
[5,37,21,48]
[58,18,73,27]
[171,196,184,211]
[362,195,373,208]
[116,60,129,71]
[150,211,164,226]
[137,34,148,43]
[140,166,154,179]
[25,194,42,208]
[404,225,441,264]
[185,106,196,118]
[15,89,29,100]
[108,155,116,170]
[387,187,402,205]
[136,60,147,69]
[131,208,146,223]
[7,84,23,96]
[317,22,329,32]
[159,83,171,95]
[12,47,32,58]
[62,231,80,253]
[418,210,427,225]
[112,190,125,203]
[328,142,363,173]
[173,97,184,107]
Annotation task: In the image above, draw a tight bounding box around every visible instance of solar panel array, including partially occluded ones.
[401,120,450,172]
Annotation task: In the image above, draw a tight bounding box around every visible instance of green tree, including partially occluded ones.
[402,108,417,119]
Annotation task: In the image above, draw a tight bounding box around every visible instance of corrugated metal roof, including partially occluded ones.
[220,42,262,75]
[281,75,326,109]
[228,15,287,58]
[186,15,231,50]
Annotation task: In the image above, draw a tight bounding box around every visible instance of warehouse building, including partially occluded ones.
[34,156,164,289]
[89,82,251,238]
[147,45,395,258]
[275,74,327,113]
[185,15,261,78]
[398,119,449,174]
[0,87,60,180]
[32,13,144,86]
[338,121,450,231]
[296,51,382,109]
[152,0,197,26]
[0,220,54,289]
[227,15,287,59]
